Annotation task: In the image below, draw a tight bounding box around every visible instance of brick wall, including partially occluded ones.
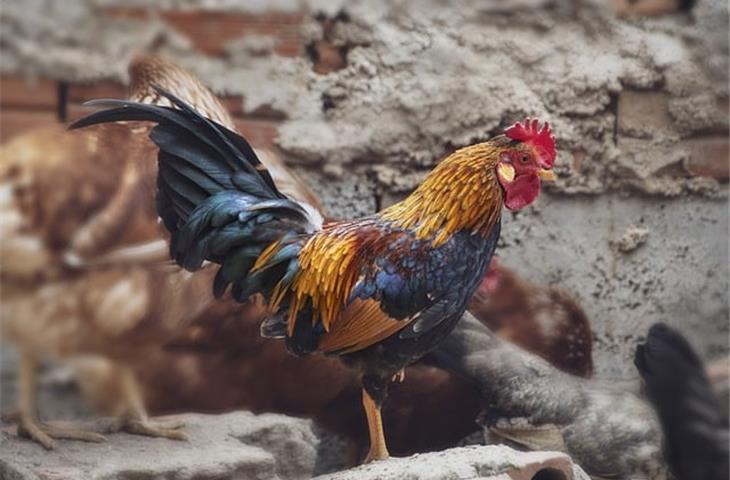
[0,3,725,184]
[0,5,344,150]
[617,89,729,182]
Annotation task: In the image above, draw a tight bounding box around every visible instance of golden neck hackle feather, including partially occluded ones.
[380,142,504,246]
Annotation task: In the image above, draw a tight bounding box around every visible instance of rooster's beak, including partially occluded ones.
[538,169,556,181]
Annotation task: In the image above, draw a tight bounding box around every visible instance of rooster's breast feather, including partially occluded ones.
[288,221,499,354]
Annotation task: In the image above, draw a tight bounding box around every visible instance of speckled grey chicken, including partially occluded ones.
[0,54,323,449]
[434,312,669,480]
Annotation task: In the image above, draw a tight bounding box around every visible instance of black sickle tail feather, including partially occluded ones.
[70,87,316,302]
[635,323,729,480]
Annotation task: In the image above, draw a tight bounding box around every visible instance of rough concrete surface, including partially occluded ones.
[497,194,728,377]
[0,411,347,480]
[314,445,590,480]
[0,420,589,480]
[0,0,727,378]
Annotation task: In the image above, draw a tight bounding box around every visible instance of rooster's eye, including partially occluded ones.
[519,153,530,164]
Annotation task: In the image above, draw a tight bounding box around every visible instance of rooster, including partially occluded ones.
[0,55,323,449]
[72,91,557,461]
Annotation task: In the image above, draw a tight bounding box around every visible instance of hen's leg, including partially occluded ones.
[362,376,390,463]
[102,364,186,440]
[15,352,105,449]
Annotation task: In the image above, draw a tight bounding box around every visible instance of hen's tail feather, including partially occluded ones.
[635,323,729,480]
[70,87,316,302]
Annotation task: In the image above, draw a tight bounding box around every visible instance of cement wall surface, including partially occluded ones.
[1,0,728,378]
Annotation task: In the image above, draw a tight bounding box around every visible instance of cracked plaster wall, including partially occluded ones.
[1,0,728,377]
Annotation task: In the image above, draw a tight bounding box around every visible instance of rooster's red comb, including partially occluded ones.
[504,118,556,169]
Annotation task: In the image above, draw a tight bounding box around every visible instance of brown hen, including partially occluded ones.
[0,54,322,448]
[468,258,593,378]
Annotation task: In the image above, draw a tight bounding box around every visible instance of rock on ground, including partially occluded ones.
[0,411,348,480]
[0,414,592,480]
[315,445,590,480]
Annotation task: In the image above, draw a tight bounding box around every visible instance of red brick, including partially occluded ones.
[310,41,347,74]
[101,6,150,20]
[233,118,279,149]
[104,8,306,56]
[275,38,305,57]
[104,6,306,24]
[219,95,245,117]
[617,90,673,135]
[613,0,682,18]
[247,104,287,120]
[682,137,730,181]
[68,81,127,103]
[571,150,586,173]
[162,10,305,56]
[214,95,286,120]
[0,109,58,144]
[0,76,57,110]
[718,96,729,116]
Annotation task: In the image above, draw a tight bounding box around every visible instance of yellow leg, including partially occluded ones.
[15,352,105,449]
[101,364,186,441]
[362,388,390,463]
